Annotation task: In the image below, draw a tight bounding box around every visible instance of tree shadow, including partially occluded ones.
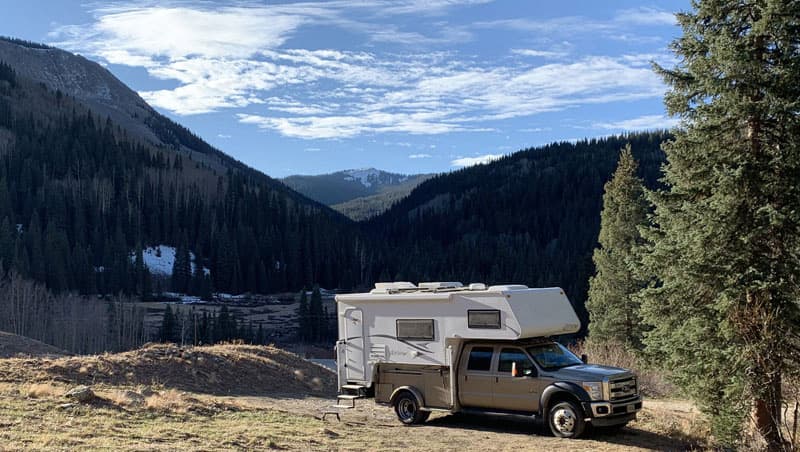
[425,413,696,451]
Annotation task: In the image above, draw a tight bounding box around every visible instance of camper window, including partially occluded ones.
[396,319,434,341]
[468,310,501,329]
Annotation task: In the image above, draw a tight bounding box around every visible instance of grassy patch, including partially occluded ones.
[0,384,325,451]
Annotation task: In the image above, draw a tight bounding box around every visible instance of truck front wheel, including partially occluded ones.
[547,400,586,438]
[393,391,430,425]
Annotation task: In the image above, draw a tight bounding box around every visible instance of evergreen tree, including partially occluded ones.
[159,305,176,343]
[297,288,309,343]
[171,237,191,293]
[641,1,800,447]
[586,145,648,349]
[309,285,323,342]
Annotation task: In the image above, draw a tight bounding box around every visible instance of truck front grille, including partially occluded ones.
[609,376,638,401]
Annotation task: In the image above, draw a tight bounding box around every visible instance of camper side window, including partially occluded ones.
[468,310,501,329]
[467,347,494,371]
[396,319,434,341]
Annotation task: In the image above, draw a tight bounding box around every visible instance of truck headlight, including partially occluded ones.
[582,382,603,400]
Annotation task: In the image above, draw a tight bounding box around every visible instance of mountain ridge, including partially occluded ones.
[283,167,433,220]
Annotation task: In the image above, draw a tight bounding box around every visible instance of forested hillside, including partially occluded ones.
[363,133,668,329]
[0,37,675,332]
[283,168,432,220]
[0,55,360,297]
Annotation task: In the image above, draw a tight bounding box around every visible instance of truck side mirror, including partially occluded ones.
[581,354,588,364]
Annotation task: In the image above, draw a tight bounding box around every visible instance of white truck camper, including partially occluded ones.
[334,282,642,438]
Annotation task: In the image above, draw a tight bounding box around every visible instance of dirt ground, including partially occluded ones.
[0,343,709,451]
[233,395,706,451]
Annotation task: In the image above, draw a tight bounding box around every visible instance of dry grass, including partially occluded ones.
[0,343,337,397]
[144,389,193,413]
[0,343,711,451]
[25,382,63,398]
[0,379,711,451]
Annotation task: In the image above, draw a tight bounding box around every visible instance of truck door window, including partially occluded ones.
[498,348,535,375]
[466,346,494,371]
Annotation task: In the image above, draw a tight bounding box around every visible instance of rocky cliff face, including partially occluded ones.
[0,38,159,145]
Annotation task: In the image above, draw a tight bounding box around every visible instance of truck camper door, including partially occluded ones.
[343,308,366,382]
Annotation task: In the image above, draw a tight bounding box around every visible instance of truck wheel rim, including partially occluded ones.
[552,407,576,434]
[398,399,415,419]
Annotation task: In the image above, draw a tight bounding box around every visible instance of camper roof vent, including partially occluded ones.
[468,283,487,291]
[372,282,417,293]
[418,282,463,290]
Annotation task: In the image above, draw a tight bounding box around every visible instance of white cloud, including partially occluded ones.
[511,48,568,59]
[451,153,504,167]
[615,7,676,26]
[409,153,432,159]
[50,2,672,139]
[594,115,679,131]
[217,134,232,139]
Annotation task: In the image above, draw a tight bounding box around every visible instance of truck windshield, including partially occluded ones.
[526,343,583,371]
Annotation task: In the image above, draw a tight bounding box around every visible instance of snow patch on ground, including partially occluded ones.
[131,245,210,276]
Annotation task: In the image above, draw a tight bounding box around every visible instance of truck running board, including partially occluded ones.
[458,407,538,420]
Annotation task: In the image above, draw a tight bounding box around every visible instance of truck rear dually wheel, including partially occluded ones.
[393,391,430,425]
[547,400,586,438]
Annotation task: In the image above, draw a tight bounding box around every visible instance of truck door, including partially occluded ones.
[343,308,366,382]
[493,347,540,412]
[458,345,496,408]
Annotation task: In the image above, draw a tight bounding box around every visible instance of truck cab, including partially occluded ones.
[456,340,641,437]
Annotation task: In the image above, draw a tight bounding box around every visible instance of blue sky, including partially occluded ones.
[3,0,687,177]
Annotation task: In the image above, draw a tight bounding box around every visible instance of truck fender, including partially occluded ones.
[389,386,425,408]
[539,382,590,416]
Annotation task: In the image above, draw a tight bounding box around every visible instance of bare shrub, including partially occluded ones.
[26,383,63,398]
[571,339,675,398]
[0,271,149,354]
[145,389,193,413]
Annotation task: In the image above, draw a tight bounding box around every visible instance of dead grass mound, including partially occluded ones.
[0,331,70,358]
[0,343,336,397]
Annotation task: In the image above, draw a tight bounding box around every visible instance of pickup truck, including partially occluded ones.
[373,339,641,438]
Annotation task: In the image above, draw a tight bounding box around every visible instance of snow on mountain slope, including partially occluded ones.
[131,245,209,276]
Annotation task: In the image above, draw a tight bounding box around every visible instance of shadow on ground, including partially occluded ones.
[425,412,695,451]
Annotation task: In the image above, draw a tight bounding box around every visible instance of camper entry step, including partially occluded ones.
[341,384,367,391]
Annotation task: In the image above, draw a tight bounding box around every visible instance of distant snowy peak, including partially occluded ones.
[342,168,409,188]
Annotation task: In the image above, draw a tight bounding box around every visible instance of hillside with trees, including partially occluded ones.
[283,168,433,220]
[363,132,668,330]
[0,45,360,297]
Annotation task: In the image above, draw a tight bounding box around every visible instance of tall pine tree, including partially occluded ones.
[586,145,648,349]
[310,285,323,342]
[297,288,309,343]
[641,1,800,447]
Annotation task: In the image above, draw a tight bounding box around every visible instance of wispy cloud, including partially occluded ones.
[451,153,504,167]
[511,48,568,59]
[409,153,432,159]
[50,1,672,139]
[615,7,677,26]
[594,114,678,131]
